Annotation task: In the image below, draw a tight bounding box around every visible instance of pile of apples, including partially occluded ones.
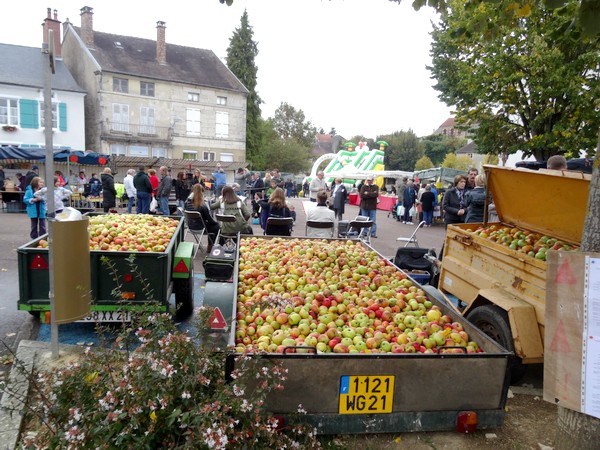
[234,237,483,355]
[469,224,578,261]
[36,214,179,252]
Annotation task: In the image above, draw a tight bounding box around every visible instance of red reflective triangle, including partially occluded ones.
[555,258,577,284]
[31,254,48,270]
[173,259,189,273]
[550,319,572,353]
[210,307,227,329]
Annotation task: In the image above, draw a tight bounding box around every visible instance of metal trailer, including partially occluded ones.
[203,235,511,434]
[16,213,195,321]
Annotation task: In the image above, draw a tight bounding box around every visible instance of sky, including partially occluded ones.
[0,0,454,141]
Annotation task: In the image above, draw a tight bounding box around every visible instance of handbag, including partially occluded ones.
[203,244,236,281]
[121,192,128,201]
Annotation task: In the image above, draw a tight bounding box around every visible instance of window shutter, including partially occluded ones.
[19,99,39,128]
[59,103,67,131]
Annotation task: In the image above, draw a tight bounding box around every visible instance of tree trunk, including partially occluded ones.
[555,132,600,449]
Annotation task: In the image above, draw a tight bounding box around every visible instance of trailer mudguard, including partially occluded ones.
[465,287,544,363]
[173,242,194,279]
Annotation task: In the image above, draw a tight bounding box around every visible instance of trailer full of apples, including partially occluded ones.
[235,237,483,355]
[36,214,179,252]
[468,224,578,261]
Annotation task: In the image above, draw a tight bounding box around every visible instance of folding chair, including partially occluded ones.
[397,220,426,247]
[305,220,335,238]
[183,210,207,257]
[265,217,294,236]
[215,213,240,245]
[339,216,373,245]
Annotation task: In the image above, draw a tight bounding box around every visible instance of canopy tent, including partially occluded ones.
[0,145,109,165]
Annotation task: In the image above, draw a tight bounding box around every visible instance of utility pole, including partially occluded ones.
[42,29,58,358]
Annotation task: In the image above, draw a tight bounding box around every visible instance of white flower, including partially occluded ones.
[181,391,191,399]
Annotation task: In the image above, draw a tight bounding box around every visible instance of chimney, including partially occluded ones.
[156,21,166,65]
[80,6,94,48]
[42,8,62,58]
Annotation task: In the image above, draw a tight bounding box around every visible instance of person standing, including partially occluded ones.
[24,177,47,239]
[101,168,117,213]
[123,169,137,214]
[442,174,468,226]
[331,178,348,220]
[16,173,27,191]
[24,165,40,188]
[133,166,152,214]
[0,165,5,190]
[359,175,379,238]
[420,185,437,227]
[174,171,191,213]
[35,176,72,214]
[466,168,478,191]
[157,166,172,216]
[234,167,251,195]
[148,168,159,198]
[302,180,310,198]
[212,163,227,197]
[465,174,487,223]
[309,171,327,202]
[402,180,417,224]
[88,173,102,197]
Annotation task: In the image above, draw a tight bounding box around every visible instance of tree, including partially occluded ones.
[270,102,316,148]
[382,130,424,171]
[226,10,263,166]
[421,134,467,166]
[482,153,499,166]
[440,152,472,170]
[429,0,599,161]
[261,137,313,173]
[414,155,434,170]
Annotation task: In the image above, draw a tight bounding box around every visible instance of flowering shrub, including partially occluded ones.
[17,310,327,449]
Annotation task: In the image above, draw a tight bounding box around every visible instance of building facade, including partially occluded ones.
[61,6,248,163]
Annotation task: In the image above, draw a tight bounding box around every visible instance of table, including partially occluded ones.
[0,190,26,213]
[348,193,397,212]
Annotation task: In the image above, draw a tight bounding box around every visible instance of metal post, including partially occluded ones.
[43,30,58,358]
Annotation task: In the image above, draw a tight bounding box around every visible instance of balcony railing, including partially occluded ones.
[102,121,172,141]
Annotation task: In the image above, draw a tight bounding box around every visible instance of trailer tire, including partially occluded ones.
[466,305,527,384]
[174,263,194,320]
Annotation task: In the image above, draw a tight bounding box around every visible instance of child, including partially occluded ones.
[35,176,72,214]
[24,177,47,239]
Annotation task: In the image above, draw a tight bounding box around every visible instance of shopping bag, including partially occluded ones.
[150,197,158,213]
[396,205,405,217]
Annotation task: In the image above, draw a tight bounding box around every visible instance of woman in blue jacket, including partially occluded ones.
[24,177,47,239]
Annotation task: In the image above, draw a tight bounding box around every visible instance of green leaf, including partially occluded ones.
[545,0,568,8]
[412,0,428,11]
[579,0,600,36]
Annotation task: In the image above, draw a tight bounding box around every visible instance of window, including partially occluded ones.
[188,92,199,102]
[202,151,215,161]
[112,103,130,132]
[152,147,166,157]
[183,151,197,160]
[215,112,229,138]
[186,108,201,136]
[0,98,18,125]
[140,81,155,97]
[39,101,58,129]
[129,145,149,157]
[220,153,233,162]
[140,107,155,134]
[217,96,227,106]
[110,144,126,155]
[113,77,129,93]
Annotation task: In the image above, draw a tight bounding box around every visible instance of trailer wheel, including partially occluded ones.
[466,305,527,384]
[174,262,194,320]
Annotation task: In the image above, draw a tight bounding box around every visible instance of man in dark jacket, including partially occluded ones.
[156,166,172,216]
[133,166,153,214]
[402,180,417,224]
[24,165,39,188]
[359,176,379,238]
[100,168,117,213]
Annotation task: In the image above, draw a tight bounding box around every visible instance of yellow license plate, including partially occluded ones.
[339,375,395,414]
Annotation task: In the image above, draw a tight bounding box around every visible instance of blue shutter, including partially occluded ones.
[19,99,39,128]
[59,103,67,131]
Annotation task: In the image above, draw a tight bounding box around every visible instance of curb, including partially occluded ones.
[0,340,81,450]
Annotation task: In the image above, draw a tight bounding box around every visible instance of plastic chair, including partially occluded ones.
[305,220,335,238]
[397,220,427,247]
[183,210,207,257]
[265,217,294,236]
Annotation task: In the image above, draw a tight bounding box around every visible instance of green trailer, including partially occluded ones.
[204,235,511,434]
[17,213,195,321]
